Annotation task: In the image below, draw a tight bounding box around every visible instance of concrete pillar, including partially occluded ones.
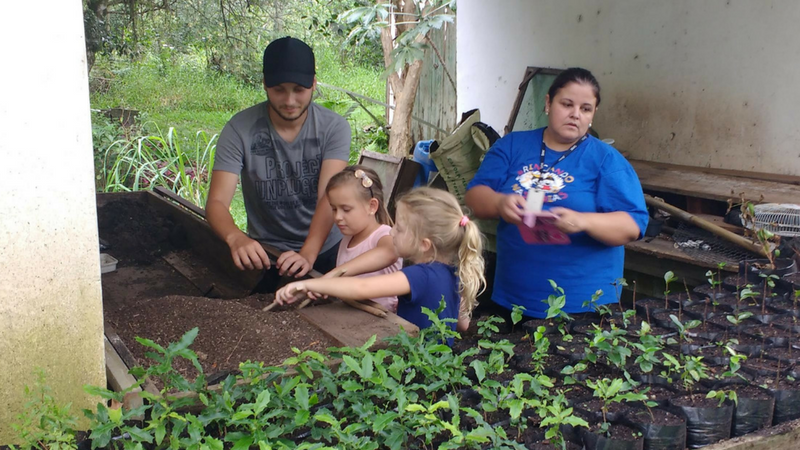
[0,0,106,443]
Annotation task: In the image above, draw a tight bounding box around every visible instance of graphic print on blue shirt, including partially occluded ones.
[398,262,460,342]
[466,128,648,317]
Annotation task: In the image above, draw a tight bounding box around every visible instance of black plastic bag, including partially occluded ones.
[771,388,800,424]
[582,426,644,450]
[732,394,775,436]
[624,409,686,450]
[670,399,733,449]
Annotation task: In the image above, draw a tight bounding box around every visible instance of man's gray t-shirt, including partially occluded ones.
[214,101,351,253]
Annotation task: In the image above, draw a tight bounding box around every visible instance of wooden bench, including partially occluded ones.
[624,160,800,296]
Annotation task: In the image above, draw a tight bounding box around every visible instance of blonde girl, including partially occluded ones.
[319,165,402,311]
[276,187,486,334]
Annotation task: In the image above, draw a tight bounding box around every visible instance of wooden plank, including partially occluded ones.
[412,14,457,143]
[104,322,139,370]
[625,248,714,296]
[141,191,263,291]
[161,251,250,299]
[358,151,421,218]
[104,323,159,396]
[634,160,800,187]
[631,159,800,204]
[104,336,143,412]
[703,418,800,450]
[152,186,206,218]
[297,301,418,349]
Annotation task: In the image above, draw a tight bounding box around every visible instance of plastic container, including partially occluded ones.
[100,253,118,273]
[412,139,438,187]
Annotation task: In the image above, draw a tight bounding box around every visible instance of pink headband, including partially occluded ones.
[459,215,470,227]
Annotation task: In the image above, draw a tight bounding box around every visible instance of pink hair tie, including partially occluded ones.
[459,215,470,227]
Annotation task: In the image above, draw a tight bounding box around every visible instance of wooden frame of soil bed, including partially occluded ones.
[702,417,800,450]
[97,191,418,400]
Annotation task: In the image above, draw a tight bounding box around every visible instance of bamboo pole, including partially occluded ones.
[644,195,769,258]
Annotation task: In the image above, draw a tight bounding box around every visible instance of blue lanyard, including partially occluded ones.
[540,131,588,173]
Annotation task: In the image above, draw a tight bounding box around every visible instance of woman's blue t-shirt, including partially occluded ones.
[467,128,648,317]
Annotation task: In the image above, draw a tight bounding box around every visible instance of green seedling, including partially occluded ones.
[759,273,780,314]
[664,271,678,308]
[585,378,648,431]
[477,316,504,339]
[669,314,701,345]
[612,277,628,314]
[11,370,79,450]
[707,389,738,407]
[510,304,526,332]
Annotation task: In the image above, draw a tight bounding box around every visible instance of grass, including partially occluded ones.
[90,45,387,228]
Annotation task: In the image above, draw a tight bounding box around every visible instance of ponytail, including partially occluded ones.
[457,218,486,320]
[396,187,486,320]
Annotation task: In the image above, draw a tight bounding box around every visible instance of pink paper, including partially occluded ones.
[517,212,571,245]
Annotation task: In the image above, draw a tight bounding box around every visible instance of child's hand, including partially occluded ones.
[275,282,309,305]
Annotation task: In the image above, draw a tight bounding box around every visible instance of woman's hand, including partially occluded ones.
[275,281,309,305]
[496,193,526,225]
[549,207,588,234]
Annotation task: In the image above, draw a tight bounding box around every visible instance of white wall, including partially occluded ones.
[0,0,106,441]
[458,0,800,176]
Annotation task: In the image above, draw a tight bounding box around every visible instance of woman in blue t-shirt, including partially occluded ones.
[465,68,648,318]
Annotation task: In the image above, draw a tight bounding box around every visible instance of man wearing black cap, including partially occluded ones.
[207,37,350,288]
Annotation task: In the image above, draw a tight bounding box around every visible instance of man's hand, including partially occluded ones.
[277,250,314,277]
[275,281,309,305]
[496,193,526,225]
[228,233,271,270]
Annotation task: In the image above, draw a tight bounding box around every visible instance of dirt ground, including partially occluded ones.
[106,294,332,384]
[98,197,335,386]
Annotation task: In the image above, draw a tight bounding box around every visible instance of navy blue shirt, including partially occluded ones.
[467,128,648,317]
[399,262,460,338]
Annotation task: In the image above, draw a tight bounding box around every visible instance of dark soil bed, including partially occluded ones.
[671,393,721,408]
[628,407,685,426]
[98,197,337,389]
[106,294,334,387]
[98,198,186,266]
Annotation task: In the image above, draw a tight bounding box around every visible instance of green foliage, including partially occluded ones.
[632,322,664,374]
[726,311,753,326]
[537,393,588,450]
[101,125,218,208]
[21,264,776,448]
[476,316,504,339]
[585,378,647,423]
[669,314,701,344]
[510,305,525,329]
[10,370,78,450]
[543,280,571,322]
[663,270,678,308]
[707,389,738,407]
[340,1,455,75]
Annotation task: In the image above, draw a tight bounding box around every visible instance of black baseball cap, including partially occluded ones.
[262,37,316,88]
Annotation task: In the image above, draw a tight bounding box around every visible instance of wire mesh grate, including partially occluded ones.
[671,222,759,267]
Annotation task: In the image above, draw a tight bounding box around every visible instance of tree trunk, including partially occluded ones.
[381,0,426,158]
[388,58,423,157]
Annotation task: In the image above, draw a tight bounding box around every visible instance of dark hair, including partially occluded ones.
[547,67,601,107]
[326,165,392,226]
